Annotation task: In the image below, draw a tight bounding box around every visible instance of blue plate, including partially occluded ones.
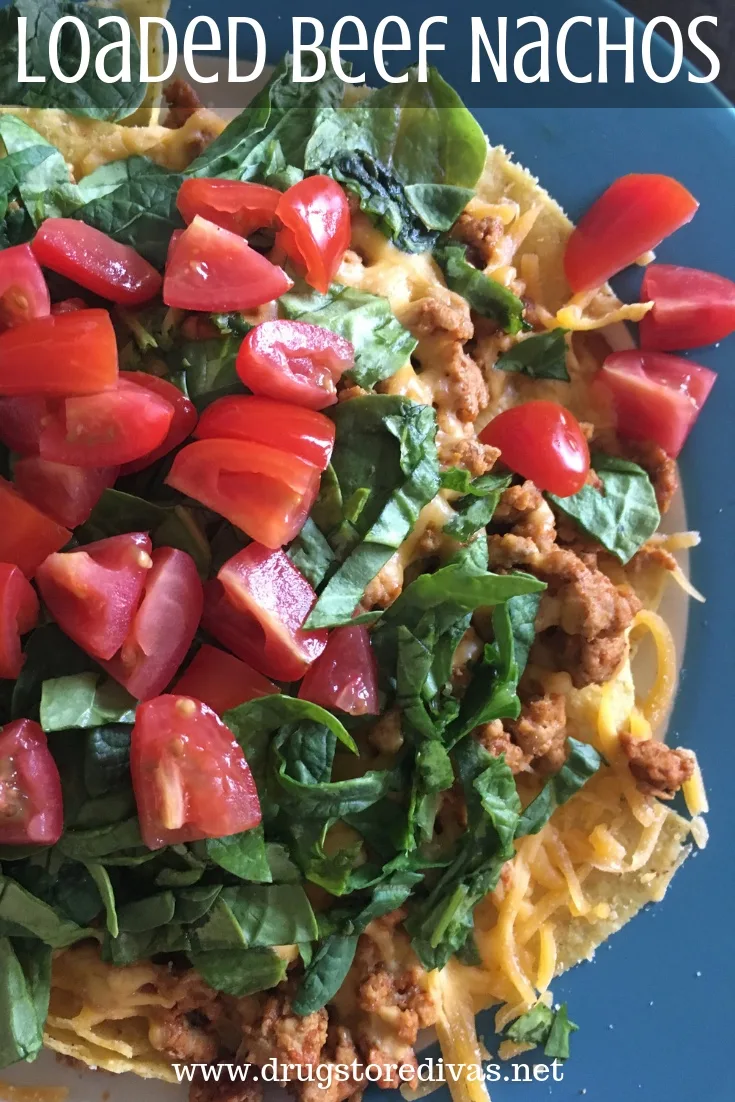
[183,2,734,1099]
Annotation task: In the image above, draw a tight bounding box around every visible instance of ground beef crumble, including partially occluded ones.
[620,733,694,798]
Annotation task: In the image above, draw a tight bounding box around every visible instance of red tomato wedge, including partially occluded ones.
[173,643,279,716]
[101,548,203,701]
[298,625,379,716]
[479,401,590,497]
[564,175,699,293]
[166,439,319,548]
[36,532,153,661]
[598,350,716,457]
[13,458,117,528]
[195,396,335,471]
[277,176,350,293]
[118,372,198,474]
[0,719,63,845]
[131,694,262,850]
[202,544,328,682]
[51,297,86,315]
[39,378,174,468]
[0,310,118,396]
[0,244,50,329]
[0,396,46,454]
[236,320,353,410]
[639,264,735,351]
[163,216,292,312]
[32,219,162,306]
[0,564,40,679]
[0,477,70,576]
[177,178,281,236]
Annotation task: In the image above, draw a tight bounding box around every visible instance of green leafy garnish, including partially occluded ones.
[548,453,661,564]
[496,329,571,381]
[505,1002,579,1060]
[434,242,526,334]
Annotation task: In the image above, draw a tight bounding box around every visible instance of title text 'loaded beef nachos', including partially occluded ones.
[0,4,729,1101]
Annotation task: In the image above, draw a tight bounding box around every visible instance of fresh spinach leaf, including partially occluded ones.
[291,933,358,1015]
[77,490,210,574]
[188,52,344,181]
[280,282,416,389]
[0,1,146,121]
[171,336,245,409]
[85,864,118,938]
[218,885,318,947]
[516,737,604,837]
[0,937,50,1065]
[495,329,571,381]
[306,397,440,628]
[189,947,287,997]
[434,242,526,334]
[117,892,176,933]
[0,115,82,230]
[12,625,95,721]
[56,818,143,861]
[205,827,272,883]
[0,877,88,948]
[444,472,511,541]
[287,517,335,589]
[40,673,136,732]
[548,453,660,564]
[225,694,357,756]
[84,724,132,797]
[74,158,184,268]
[305,66,485,249]
[505,1002,578,1060]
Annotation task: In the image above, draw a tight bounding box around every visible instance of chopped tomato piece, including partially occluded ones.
[276,176,350,293]
[564,175,699,293]
[0,395,47,455]
[173,643,279,716]
[598,350,716,457]
[177,178,281,236]
[166,229,184,268]
[0,244,50,329]
[36,532,153,661]
[166,438,320,548]
[0,564,40,679]
[118,372,198,474]
[236,320,353,410]
[0,719,63,845]
[0,310,118,396]
[38,378,174,468]
[32,220,162,306]
[163,215,292,312]
[202,544,328,682]
[131,694,262,850]
[299,625,379,716]
[479,401,590,497]
[195,395,335,471]
[13,458,117,528]
[101,548,203,701]
[0,477,70,576]
[51,297,87,315]
[640,264,735,351]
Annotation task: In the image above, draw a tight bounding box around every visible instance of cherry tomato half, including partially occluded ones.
[101,547,203,702]
[0,564,40,679]
[202,544,328,682]
[166,438,320,548]
[0,244,50,329]
[118,372,198,475]
[236,320,353,410]
[163,215,292,312]
[13,458,117,529]
[564,175,699,293]
[173,643,280,716]
[298,625,379,716]
[0,719,63,845]
[177,178,281,236]
[0,310,118,396]
[479,400,590,497]
[639,264,735,352]
[38,378,175,468]
[32,219,162,306]
[598,350,716,458]
[277,176,350,294]
[0,477,70,577]
[36,532,153,661]
[131,694,262,850]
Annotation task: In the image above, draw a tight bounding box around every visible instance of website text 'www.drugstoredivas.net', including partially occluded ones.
[172,1057,566,1088]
